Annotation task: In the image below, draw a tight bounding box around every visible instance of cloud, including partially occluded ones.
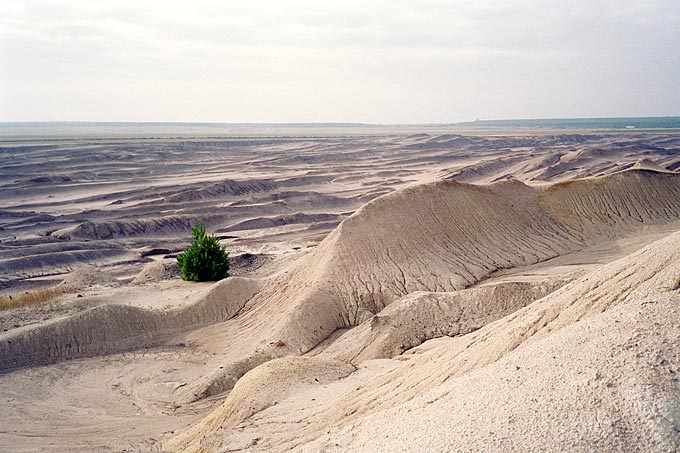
[1,0,678,121]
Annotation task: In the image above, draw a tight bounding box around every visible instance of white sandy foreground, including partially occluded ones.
[165,227,680,452]
[0,162,679,451]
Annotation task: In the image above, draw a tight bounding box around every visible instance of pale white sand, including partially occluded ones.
[1,133,679,452]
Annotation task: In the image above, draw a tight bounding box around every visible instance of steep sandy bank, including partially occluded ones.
[168,228,680,452]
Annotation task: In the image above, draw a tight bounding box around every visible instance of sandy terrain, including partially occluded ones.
[1,131,679,452]
[3,133,680,292]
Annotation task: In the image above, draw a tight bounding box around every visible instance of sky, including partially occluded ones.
[1,0,679,123]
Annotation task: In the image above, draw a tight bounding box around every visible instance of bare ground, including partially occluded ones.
[1,132,679,452]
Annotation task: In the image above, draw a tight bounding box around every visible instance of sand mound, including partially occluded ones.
[253,169,680,337]
[169,229,680,452]
[319,280,568,364]
[132,260,181,284]
[229,253,275,276]
[0,277,262,371]
[165,178,278,203]
[166,357,355,452]
[630,157,668,172]
[59,266,120,289]
[229,191,355,211]
[220,212,342,232]
[52,216,198,240]
[527,143,677,181]
[447,155,530,183]
[0,242,134,283]
[28,175,73,183]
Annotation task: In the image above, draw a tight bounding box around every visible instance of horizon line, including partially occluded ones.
[2,115,680,126]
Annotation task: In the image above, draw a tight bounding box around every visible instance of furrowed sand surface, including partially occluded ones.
[1,132,679,452]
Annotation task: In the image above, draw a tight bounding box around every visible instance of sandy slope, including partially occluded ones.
[3,171,679,373]
[1,133,679,452]
[166,229,680,452]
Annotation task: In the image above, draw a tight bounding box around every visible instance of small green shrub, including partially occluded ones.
[177,220,230,282]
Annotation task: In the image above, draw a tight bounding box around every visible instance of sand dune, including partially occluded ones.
[165,169,680,403]
[165,179,279,203]
[315,280,569,364]
[167,229,680,452]
[220,212,345,233]
[0,277,261,370]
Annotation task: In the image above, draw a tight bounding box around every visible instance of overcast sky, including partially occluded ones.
[1,0,678,123]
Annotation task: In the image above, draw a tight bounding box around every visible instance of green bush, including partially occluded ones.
[177,220,230,282]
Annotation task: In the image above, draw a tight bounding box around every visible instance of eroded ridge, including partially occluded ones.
[2,169,679,385]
